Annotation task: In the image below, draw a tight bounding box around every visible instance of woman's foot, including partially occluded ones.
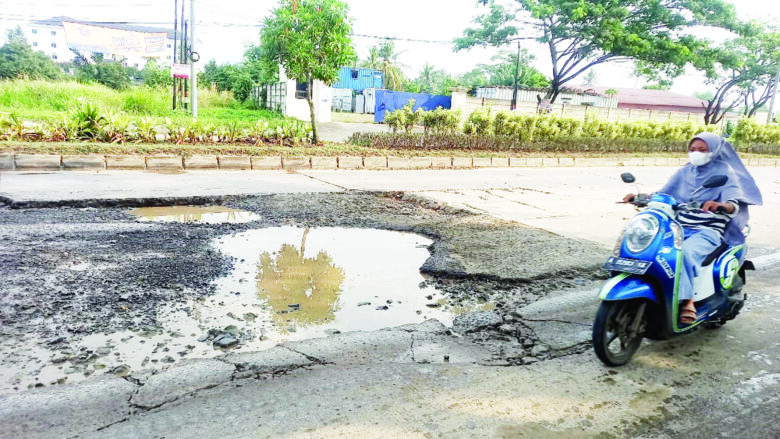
[680,300,697,325]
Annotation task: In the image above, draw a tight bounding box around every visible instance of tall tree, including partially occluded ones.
[260,0,356,143]
[373,40,406,90]
[456,0,741,103]
[694,29,780,124]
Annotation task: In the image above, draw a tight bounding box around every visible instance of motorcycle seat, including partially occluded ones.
[702,241,729,267]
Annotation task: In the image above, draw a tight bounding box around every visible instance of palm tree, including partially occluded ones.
[360,47,381,70]
[374,40,406,91]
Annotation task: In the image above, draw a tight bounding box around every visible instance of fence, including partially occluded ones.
[453,95,753,127]
[374,90,451,123]
[255,83,286,114]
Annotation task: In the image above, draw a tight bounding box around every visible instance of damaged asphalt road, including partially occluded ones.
[0,191,606,396]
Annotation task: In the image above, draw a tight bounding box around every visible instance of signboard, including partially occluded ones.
[171,63,190,79]
[62,21,167,59]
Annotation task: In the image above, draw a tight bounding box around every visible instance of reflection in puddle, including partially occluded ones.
[128,206,261,223]
[0,227,492,393]
[258,228,345,332]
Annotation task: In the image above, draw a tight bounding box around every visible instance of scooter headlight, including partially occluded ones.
[624,214,659,254]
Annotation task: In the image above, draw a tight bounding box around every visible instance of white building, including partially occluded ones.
[260,66,333,123]
[23,16,175,68]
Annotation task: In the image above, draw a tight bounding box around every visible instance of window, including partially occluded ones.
[51,55,57,60]
[167,43,172,48]
[167,55,171,59]
[32,29,37,34]
[295,80,309,99]
[32,41,38,47]
[51,42,56,48]
[350,69,359,79]
[51,30,56,36]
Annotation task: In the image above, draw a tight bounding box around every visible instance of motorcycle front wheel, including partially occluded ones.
[592,300,645,367]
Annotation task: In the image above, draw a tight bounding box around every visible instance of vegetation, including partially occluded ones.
[360,40,407,91]
[0,27,62,80]
[259,0,357,143]
[456,0,743,102]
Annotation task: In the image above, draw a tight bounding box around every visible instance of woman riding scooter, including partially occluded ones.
[623,132,763,325]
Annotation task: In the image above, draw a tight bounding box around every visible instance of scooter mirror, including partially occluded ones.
[620,173,636,184]
[702,175,727,189]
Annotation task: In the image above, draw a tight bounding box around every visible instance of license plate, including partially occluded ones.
[604,257,652,274]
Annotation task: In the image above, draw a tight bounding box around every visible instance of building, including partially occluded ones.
[23,16,175,68]
[259,66,333,123]
[333,67,384,92]
[576,86,708,114]
[475,86,617,108]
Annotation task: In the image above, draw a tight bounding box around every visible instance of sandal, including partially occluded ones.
[679,302,697,325]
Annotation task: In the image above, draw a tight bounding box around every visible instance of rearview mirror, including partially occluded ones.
[703,175,727,189]
[620,173,636,184]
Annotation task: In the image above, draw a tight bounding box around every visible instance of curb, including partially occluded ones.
[0,153,778,172]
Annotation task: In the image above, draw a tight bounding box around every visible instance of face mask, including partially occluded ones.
[689,151,712,167]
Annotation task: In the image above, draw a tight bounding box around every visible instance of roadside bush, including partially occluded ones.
[731,118,780,146]
[421,107,461,134]
[463,108,494,135]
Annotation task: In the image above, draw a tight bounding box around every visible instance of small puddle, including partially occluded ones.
[128,206,261,223]
[1,227,492,393]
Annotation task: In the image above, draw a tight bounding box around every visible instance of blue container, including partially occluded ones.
[333,67,384,92]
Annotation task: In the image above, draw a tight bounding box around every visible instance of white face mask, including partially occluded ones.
[689,151,712,167]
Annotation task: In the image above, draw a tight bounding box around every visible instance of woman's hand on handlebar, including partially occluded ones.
[702,201,735,214]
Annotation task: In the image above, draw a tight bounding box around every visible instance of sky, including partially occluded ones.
[1,0,779,101]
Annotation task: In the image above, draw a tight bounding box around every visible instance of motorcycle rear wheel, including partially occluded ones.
[593,300,645,367]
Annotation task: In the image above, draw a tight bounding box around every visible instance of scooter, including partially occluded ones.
[592,172,754,366]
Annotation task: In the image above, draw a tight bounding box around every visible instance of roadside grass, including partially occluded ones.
[7,140,769,159]
[0,79,285,125]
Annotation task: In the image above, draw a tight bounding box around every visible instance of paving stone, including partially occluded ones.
[14,154,61,170]
[338,156,364,169]
[218,156,251,170]
[388,157,411,169]
[146,156,183,171]
[452,157,472,168]
[106,155,145,170]
[363,156,387,169]
[282,156,310,170]
[409,157,432,169]
[559,157,575,167]
[251,156,282,170]
[526,157,543,167]
[492,157,509,167]
[472,157,491,168]
[0,153,13,170]
[311,156,337,169]
[431,157,452,169]
[508,157,527,167]
[62,155,105,170]
[184,156,219,170]
[541,157,560,167]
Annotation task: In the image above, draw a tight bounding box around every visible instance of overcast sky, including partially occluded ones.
[1,0,779,99]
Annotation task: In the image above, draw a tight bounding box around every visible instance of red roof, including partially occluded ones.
[575,86,707,111]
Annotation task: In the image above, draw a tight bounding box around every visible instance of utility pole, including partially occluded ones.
[767,56,780,124]
[190,0,197,118]
[172,0,178,110]
[511,41,520,111]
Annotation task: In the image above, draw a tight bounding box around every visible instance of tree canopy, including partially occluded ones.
[456,0,743,103]
[260,0,356,143]
[0,27,62,80]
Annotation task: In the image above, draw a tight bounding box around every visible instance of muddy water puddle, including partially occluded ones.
[1,227,491,393]
[128,206,261,223]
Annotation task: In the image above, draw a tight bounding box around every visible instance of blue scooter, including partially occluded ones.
[592,172,754,366]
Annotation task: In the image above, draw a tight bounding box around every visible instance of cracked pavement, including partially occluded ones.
[1,166,779,438]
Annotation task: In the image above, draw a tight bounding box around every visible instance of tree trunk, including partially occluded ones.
[306,78,318,144]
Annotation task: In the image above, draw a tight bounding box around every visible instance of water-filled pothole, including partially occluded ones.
[1,227,493,392]
[128,206,261,223]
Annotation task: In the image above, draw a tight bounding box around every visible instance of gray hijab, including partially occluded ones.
[658,132,762,244]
